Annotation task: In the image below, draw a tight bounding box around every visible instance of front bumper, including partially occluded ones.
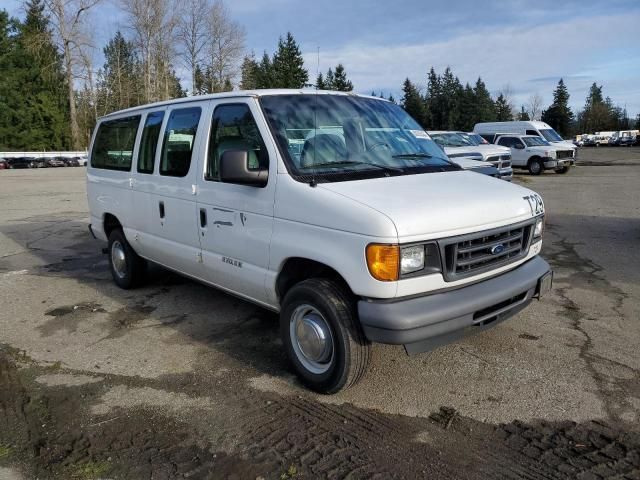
[498,168,513,181]
[358,255,551,354]
[543,157,558,169]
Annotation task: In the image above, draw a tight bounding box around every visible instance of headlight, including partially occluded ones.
[533,216,544,239]
[366,243,441,281]
[401,245,424,274]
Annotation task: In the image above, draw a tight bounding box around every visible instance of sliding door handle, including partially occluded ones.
[159,201,165,219]
[199,208,207,228]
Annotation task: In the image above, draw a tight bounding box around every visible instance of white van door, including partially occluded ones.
[128,109,166,258]
[146,102,210,276]
[196,100,276,304]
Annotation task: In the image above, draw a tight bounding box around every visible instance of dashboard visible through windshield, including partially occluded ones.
[259,94,459,183]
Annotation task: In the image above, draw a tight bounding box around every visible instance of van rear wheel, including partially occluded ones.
[108,229,146,289]
[280,278,371,394]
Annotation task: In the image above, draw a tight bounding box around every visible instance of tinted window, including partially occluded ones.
[91,116,140,171]
[526,129,539,136]
[160,107,201,177]
[138,111,164,174]
[206,104,267,181]
[498,137,518,147]
[479,134,495,143]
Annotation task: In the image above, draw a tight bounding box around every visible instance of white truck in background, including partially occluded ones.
[495,134,571,175]
[473,121,577,159]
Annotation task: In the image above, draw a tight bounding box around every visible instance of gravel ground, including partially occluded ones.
[0,147,639,479]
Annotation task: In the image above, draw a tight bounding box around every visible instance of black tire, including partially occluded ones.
[555,166,570,174]
[280,278,371,394]
[528,157,543,175]
[107,229,146,289]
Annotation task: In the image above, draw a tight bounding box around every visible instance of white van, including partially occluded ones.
[87,90,552,393]
[473,121,577,157]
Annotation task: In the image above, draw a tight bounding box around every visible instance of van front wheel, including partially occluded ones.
[108,229,146,289]
[280,278,371,394]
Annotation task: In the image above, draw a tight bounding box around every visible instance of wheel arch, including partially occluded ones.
[103,213,123,238]
[276,257,353,304]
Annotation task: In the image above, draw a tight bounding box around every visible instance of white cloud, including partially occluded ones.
[303,12,640,115]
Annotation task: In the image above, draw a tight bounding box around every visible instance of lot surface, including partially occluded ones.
[1,147,639,479]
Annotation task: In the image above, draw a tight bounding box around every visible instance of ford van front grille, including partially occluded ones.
[439,220,534,281]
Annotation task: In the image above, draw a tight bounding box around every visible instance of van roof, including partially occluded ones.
[100,89,387,120]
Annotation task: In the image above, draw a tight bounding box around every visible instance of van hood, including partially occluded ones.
[319,171,540,239]
[550,140,577,150]
[472,144,511,157]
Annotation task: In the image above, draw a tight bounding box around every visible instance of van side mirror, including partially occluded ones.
[219,150,268,187]
[514,143,525,149]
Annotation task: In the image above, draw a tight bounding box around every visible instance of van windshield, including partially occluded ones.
[259,94,458,182]
[539,128,563,142]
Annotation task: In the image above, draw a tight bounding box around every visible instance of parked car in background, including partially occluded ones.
[0,158,8,169]
[495,134,572,175]
[7,157,35,169]
[46,158,66,167]
[428,131,513,181]
[473,121,577,159]
[63,157,81,167]
[87,90,552,393]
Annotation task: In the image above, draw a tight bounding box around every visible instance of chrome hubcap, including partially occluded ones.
[290,305,334,374]
[111,241,127,278]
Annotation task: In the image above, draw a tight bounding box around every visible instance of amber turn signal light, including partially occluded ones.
[366,244,399,281]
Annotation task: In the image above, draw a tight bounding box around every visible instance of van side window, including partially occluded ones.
[138,111,164,174]
[206,104,267,181]
[160,107,201,177]
[91,115,140,171]
[526,129,538,136]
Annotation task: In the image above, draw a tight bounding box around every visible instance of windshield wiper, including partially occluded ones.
[301,160,404,173]
[392,152,433,159]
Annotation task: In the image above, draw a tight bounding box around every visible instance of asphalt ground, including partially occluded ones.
[0,147,639,479]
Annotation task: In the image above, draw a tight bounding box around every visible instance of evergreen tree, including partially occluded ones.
[239,53,259,90]
[457,83,476,131]
[494,95,511,121]
[473,77,496,124]
[541,78,573,137]
[440,68,463,130]
[518,106,530,121]
[0,2,70,150]
[387,94,395,104]
[324,68,335,89]
[425,67,441,128]
[271,32,308,88]
[331,64,353,91]
[96,31,141,114]
[255,51,274,88]
[316,72,325,89]
[401,78,426,127]
[579,83,609,132]
[495,94,512,121]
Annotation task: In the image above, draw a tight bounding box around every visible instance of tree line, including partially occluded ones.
[399,69,637,137]
[1,0,638,151]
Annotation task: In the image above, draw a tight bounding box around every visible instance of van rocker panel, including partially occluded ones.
[358,255,551,352]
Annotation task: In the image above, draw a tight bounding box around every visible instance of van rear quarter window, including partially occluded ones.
[160,107,201,177]
[138,111,165,174]
[91,115,141,171]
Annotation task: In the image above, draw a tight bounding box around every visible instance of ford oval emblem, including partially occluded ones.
[491,244,505,255]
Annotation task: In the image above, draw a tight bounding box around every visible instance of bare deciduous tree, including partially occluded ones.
[498,83,517,119]
[44,0,102,150]
[177,0,210,94]
[527,92,544,121]
[204,0,245,92]
[120,0,178,102]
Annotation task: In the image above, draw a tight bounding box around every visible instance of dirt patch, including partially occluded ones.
[1,347,640,478]
[38,302,106,336]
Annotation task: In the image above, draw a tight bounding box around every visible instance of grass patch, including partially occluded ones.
[280,464,300,479]
[0,443,12,459]
[70,460,111,479]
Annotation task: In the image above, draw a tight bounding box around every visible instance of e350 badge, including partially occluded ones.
[523,193,544,216]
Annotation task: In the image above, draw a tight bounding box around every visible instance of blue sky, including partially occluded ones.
[5,0,640,118]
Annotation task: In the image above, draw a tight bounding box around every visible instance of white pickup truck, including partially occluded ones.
[495,134,572,175]
[428,131,513,181]
[87,90,552,393]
